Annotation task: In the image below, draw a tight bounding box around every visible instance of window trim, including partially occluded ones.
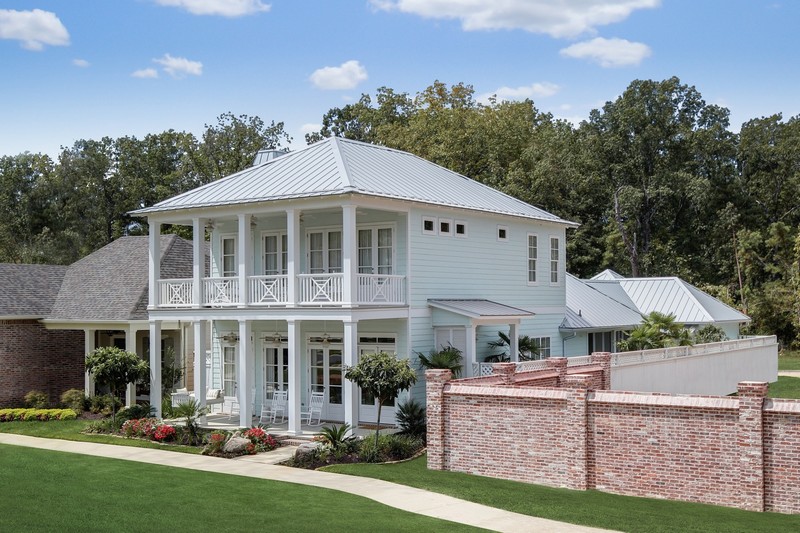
[422,216,436,236]
[527,233,538,285]
[497,225,509,242]
[261,231,287,276]
[549,236,560,285]
[357,224,396,275]
[220,233,238,278]
[455,220,468,238]
[438,218,453,237]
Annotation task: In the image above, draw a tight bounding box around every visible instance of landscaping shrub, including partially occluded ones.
[316,424,359,458]
[153,424,177,442]
[84,418,118,434]
[242,427,278,454]
[120,418,158,439]
[0,408,77,422]
[60,389,88,413]
[396,399,427,443]
[202,431,229,455]
[24,390,49,409]
[118,404,152,421]
[89,395,121,416]
[359,434,423,463]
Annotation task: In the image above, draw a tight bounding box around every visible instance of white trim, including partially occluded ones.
[438,217,453,237]
[422,215,436,235]
[454,220,468,238]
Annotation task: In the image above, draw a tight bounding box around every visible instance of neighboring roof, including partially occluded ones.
[0,264,68,318]
[428,299,534,319]
[133,137,577,227]
[590,269,625,280]
[584,276,750,325]
[562,274,643,330]
[48,235,194,322]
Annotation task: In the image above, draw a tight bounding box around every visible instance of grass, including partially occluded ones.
[0,444,479,533]
[778,350,800,371]
[324,456,800,533]
[0,419,202,454]
[769,376,800,399]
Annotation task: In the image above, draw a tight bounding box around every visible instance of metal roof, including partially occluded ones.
[133,137,577,226]
[562,274,643,330]
[584,277,749,325]
[590,268,625,280]
[428,299,534,319]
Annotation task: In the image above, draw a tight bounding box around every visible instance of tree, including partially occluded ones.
[616,312,693,351]
[416,345,463,377]
[344,352,416,443]
[85,347,149,420]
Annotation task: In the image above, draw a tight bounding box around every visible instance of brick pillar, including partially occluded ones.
[563,373,592,490]
[590,352,612,390]
[547,357,568,387]
[738,381,767,512]
[426,369,452,471]
[492,362,516,385]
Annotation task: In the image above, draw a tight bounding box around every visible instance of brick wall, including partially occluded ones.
[426,353,800,514]
[0,320,85,407]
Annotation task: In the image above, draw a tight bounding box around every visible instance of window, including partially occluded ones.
[455,221,467,238]
[434,328,467,355]
[221,236,237,277]
[527,234,538,283]
[308,230,342,273]
[497,225,508,241]
[263,233,287,275]
[532,337,551,359]
[550,237,560,283]
[358,227,394,275]
[422,216,436,235]
[439,218,453,236]
[222,346,236,396]
[588,331,613,353]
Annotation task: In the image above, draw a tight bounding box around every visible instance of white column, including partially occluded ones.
[287,319,302,434]
[465,324,476,378]
[150,321,162,418]
[342,204,357,307]
[286,209,300,305]
[238,214,251,306]
[192,217,206,307]
[148,221,161,308]
[343,320,359,430]
[193,320,207,417]
[84,329,95,397]
[125,326,138,407]
[237,320,253,427]
[509,323,519,363]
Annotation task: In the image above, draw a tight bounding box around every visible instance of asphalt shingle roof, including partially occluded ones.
[0,264,68,317]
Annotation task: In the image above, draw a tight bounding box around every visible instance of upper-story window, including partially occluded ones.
[497,225,508,241]
[263,233,287,275]
[550,237,560,284]
[527,234,538,283]
[439,218,453,236]
[358,227,393,275]
[455,221,467,238]
[308,230,342,273]
[422,216,436,235]
[221,236,237,277]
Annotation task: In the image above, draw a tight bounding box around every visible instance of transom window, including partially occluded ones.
[550,237,560,283]
[528,234,538,283]
[308,230,342,273]
[263,233,287,275]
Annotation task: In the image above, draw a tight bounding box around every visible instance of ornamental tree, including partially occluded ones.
[85,346,149,419]
[344,351,417,443]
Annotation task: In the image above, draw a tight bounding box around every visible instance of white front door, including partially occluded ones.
[308,343,344,421]
[358,336,397,425]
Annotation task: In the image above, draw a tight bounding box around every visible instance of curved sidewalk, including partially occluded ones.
[0,433,614,533]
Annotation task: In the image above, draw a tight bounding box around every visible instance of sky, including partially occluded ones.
[1,0,799,158]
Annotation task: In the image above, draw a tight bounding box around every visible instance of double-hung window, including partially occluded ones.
[358,227,393,275]
[221,236,237,277]
[308,230,342,273]
[263,233,287,275]
[528,234,538,283]
[550,237,560,284]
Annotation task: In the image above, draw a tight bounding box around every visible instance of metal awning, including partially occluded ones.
[428,299,534,320]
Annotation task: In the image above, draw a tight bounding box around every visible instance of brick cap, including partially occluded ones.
[737,381,768,397]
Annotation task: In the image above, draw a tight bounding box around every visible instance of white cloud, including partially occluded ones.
[72,58,90,68]
[154,0,270,17]
[0,9,69,50]
[560,37,651,67]
[371,0,659,38]
[481,82,560,103]
[132,68,159,79]
[310,60,368,90]
[153,53,203,77]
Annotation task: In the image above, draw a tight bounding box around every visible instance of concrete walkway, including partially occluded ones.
[778,370,800,378]
[0,433,614,533]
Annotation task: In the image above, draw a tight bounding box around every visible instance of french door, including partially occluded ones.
[308,343,343,421]
[358,337,397,424]
[264,346,289,395]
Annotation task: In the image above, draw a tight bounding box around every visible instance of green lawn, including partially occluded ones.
[769,376,800,399]
[325,456,800,533]
[0,419,201,454]
[778,350,800,371]
[0,444,479,533]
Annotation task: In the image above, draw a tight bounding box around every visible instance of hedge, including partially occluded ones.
[0,408,78,422]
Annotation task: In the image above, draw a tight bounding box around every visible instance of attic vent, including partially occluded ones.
[253,149,288,166]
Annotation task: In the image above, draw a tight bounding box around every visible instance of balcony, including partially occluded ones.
[156,274,406,308]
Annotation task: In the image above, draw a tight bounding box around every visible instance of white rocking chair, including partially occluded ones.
[301,391,325,426]
[260,390,287,424]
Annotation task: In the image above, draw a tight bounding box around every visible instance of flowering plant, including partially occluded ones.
[202,431,229,455]
[243,427,278,454]
[153,424,177,442]
[121,418,158,439]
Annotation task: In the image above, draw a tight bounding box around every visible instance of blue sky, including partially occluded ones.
[2,1,798,157]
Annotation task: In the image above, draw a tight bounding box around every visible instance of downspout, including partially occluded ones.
[562,330,577,357]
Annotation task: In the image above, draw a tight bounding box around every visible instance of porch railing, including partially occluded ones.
[203,277,239,306]
[158,279,194,307]
[249,275,288,305]
[298,273,344,304]
[356,274,405,304]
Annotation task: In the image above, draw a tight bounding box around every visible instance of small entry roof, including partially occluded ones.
[428,299,534,319]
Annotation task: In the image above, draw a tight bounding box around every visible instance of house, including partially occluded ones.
[561,270,751,355]
[132,137,578,433]
[0,236,196,407]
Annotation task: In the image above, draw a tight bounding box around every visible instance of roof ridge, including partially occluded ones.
[329,137,354,190]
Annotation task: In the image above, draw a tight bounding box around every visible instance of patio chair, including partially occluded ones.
[301,391,324,426]
[260,390,287,424]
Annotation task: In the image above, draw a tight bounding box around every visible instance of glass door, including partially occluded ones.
[309,343,343,421]
[264,346,289,395]
[358,337,397,424]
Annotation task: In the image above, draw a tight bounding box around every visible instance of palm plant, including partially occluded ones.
[617,312,695,351]
[396,399,427,443]
[486,331,540,361]
[317,423,358,453]
[173,399,209,445]
[416,344,463,377]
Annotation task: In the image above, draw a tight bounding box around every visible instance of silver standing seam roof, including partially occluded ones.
[132,137,577,227]
[562,274,643,330]
[428,299,534,319]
